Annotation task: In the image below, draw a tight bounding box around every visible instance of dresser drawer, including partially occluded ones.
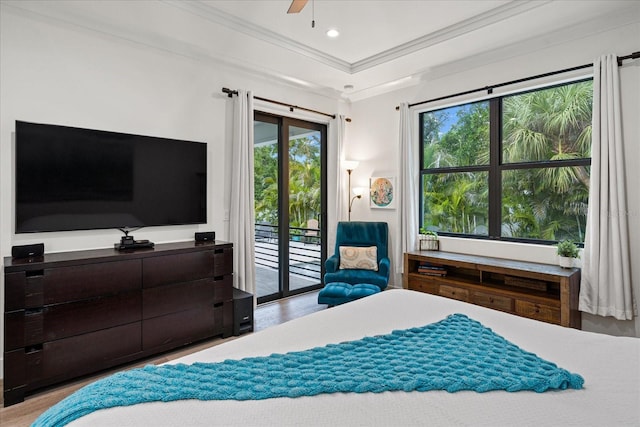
[213,275,233,303]
[45,260,141,305]
[408,276,438,294]
[143,279,215,319]
[5,272,30,311]
[515,300,560,324]
[439,285,469,302]
[213,247,233,277]
[6,260,141,307]
[42,292,141,342]
[472,292,513,312]
[142,306,217,351]
[31,322,142,386]
[143,251,215,288]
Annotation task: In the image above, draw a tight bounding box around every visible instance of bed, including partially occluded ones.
[39,289,639,426]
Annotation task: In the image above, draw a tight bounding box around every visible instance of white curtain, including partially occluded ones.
[579,54,636,320]
[229,90,256,295]
[396,102,419,275]
[327,114,347,255]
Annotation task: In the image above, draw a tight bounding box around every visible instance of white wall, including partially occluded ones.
[0,7,345,377]
[347,23,640,337]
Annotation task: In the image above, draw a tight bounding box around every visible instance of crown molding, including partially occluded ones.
[162,0,352,72]
[351,0,550,73]
[166,0,550,75]
[420,3,640,84]
[344,2,640,103]
[5,0,635,104]
[1,0,346,102]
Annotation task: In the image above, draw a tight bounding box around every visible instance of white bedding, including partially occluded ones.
[69,289,640,426]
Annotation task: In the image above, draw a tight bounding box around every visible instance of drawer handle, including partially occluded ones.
[25,344,43,353]
[26,270,44,277]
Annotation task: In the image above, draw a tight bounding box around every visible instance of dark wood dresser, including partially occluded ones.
[3,240,233,406]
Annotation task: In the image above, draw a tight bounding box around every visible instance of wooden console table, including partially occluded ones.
[404,251,580,328]
[3,241,233,406]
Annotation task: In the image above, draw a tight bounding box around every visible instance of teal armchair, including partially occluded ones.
[319,222,390,305]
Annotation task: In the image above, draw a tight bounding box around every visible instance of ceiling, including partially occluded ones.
[4,0,639,101]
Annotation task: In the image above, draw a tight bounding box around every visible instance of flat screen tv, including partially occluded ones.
[15,121,207,233]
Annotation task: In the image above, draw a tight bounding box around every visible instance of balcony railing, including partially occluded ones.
[254,223,322,297]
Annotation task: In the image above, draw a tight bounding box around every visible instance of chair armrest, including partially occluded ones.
[378,257,391,279]
[325,255,340,273]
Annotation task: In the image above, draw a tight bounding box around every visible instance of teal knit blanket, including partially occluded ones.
[33,314,583,427]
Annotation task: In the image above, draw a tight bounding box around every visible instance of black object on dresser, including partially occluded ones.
[232,288,254,336]
[11,243,44,259]
[195,231,215,242]
[3,240,234,407]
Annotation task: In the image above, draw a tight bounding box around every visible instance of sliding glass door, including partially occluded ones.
[254,112,327,304]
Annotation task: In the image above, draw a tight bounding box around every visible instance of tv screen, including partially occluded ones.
[15,121,207,233]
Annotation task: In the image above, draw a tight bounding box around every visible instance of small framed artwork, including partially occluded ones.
[369,176,395,209]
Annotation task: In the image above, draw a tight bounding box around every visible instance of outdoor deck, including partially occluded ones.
[254,224,322,298]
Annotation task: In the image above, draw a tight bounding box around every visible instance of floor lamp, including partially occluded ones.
[349,187,365,221]
[343,160,359,221]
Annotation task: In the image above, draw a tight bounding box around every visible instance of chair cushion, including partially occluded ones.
[324,269,389,289]
[339,246,378,271]
[317,282,381,306]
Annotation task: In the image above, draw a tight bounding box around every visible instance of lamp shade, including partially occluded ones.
[343,160,359,171]
[352,187,365,196]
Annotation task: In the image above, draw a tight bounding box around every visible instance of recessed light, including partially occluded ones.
[326,28,340,38]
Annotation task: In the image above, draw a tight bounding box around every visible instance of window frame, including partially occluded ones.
[418,78,592,245]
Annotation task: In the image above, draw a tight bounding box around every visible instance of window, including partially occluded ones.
[419,80,592,243]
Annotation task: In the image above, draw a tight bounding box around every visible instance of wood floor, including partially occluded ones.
[0,290,324,427]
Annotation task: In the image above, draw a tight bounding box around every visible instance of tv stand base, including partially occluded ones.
[114,241,155,251]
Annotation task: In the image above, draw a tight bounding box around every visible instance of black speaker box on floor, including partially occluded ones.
[195,231,215,242]
[12,243,44,259]
[233,288,254,336]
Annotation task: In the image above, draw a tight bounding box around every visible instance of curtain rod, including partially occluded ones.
[222,87,351,122]
[395,51,640,111]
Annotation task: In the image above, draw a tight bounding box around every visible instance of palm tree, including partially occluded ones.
[501,81,592,241]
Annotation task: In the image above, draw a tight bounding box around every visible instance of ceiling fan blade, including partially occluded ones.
[287,0,308,14]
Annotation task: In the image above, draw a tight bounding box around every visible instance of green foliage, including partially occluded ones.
[556,240,580,258]
[254,135,321,229]
[419,228,438,238]
[421,80,592,243]
[423,103,489,169]
[500,81,591,242]
[254,143,279,224]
